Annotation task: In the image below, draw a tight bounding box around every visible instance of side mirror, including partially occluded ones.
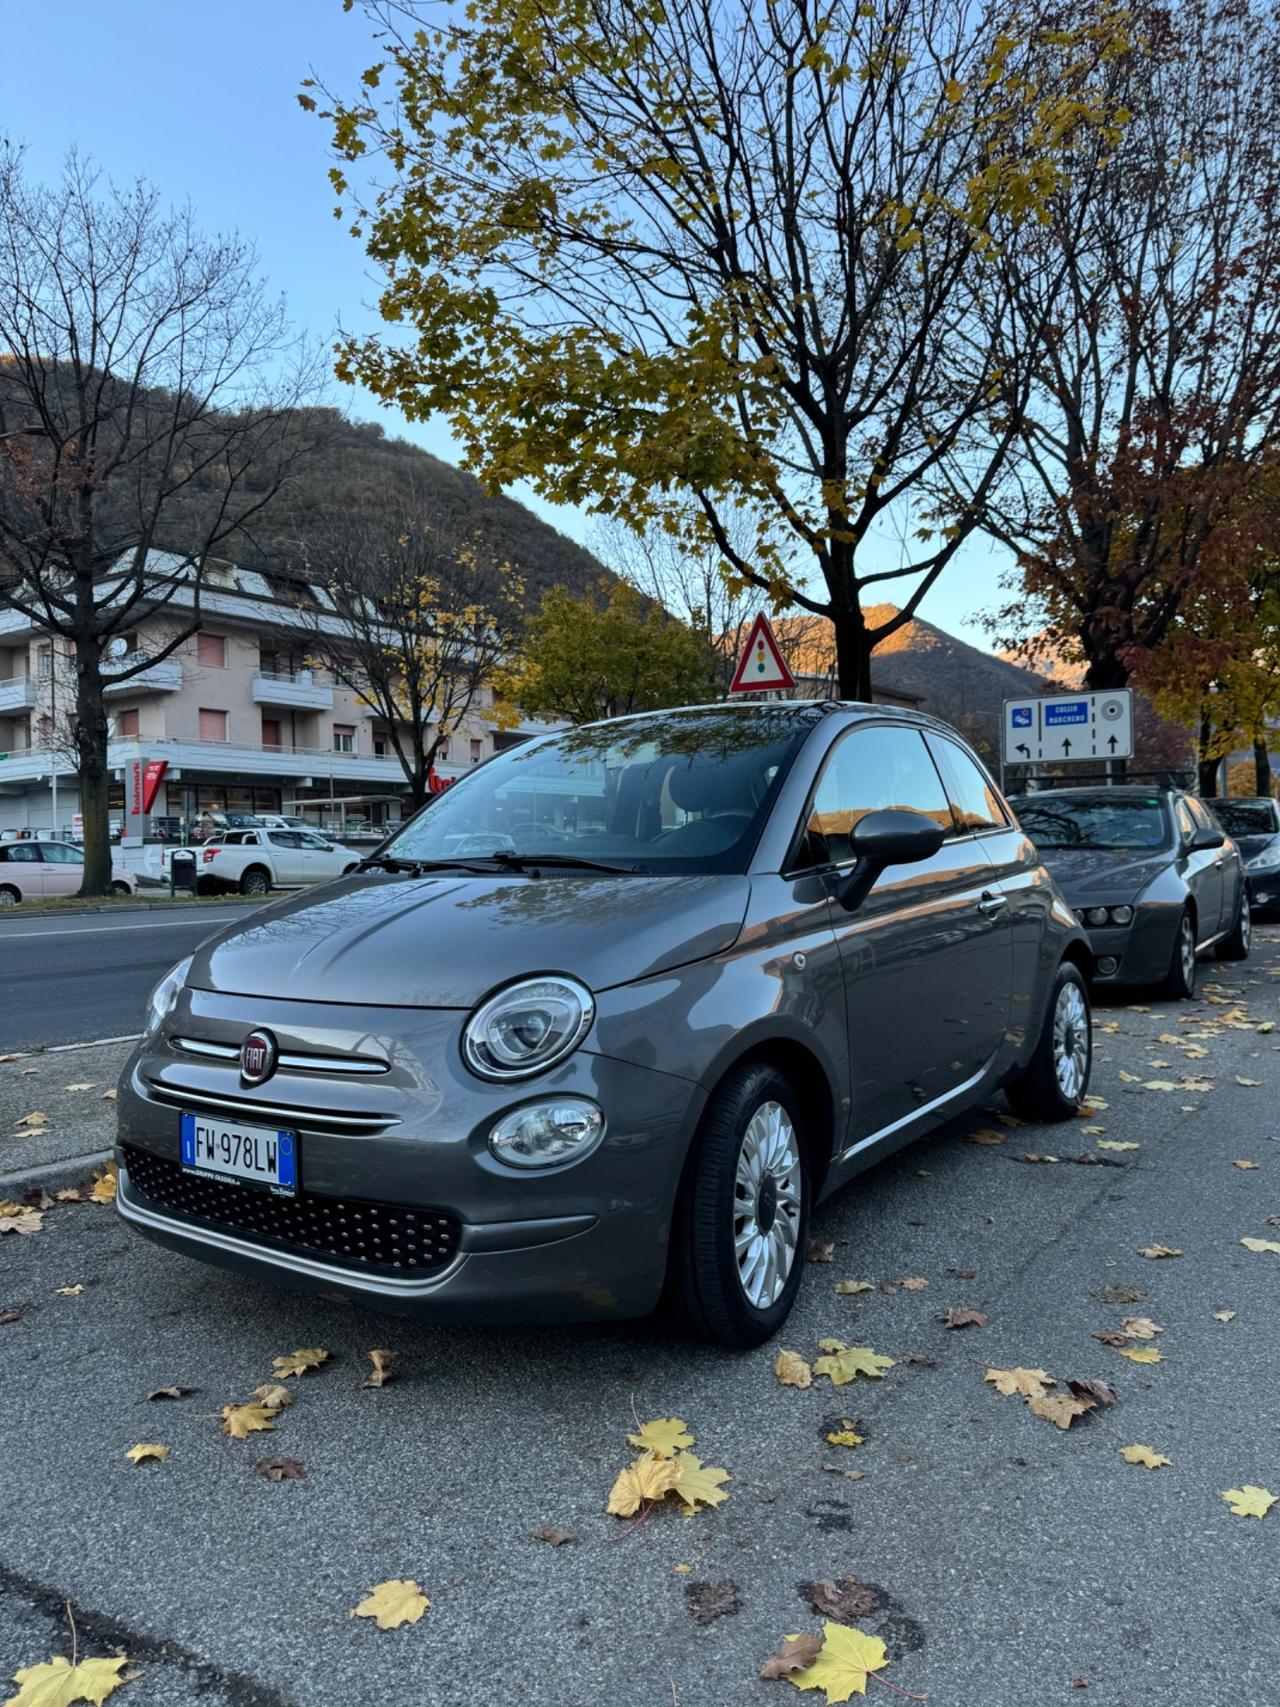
[832,809,946,913]
[1189,824,1225,852]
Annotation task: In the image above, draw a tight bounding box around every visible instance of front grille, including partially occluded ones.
[122,1144,460,1276]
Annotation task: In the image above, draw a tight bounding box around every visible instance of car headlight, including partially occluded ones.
[1109,904,1134,925]
[1248,847,1280,871]
[145,956,192,1034]
[488,1097,605,1168]
[462,975,595,1080]
[1083,904,1134,927]
[1084,907,1110,926]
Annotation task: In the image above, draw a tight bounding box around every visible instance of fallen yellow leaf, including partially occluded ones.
[606,1454,680,1516]
[812,1344,894,1386]
[272,1347,329,1378]
[1080,1125,1106,1135]
[54,1284,84,1296]
[669,1451,730,1512]
[1027,1391,1095,1429]
[966,1129,1005,1146]
[220,1402,278,1439]
[1233,1160,1260,1170]
[1222,1484,1276,1519]
[1120,1444,1170,1470]
[6,1654,130,1705]
[1138,1245,1182,1259]
[125,1443,169,1465]
[825,1430,865,1448]
[14,1111,48,1127]
[364,1348,395,1388]
[1097,1140,1140,1151]
[1141,1080,1178,1092]
[0,1206,43,1236]
[1241,1237,1280,1255]
[784,1621,889,1700]
[1118,1345,1162,1364]
[627,1417,693,1457]
[1236,1076,1261,1087]
[985,1366,1054,1400]
[1212,1310,1236,1322]
[1120,1316,1162,1339]
[834,1280,874,1296]
[775,1350,813,1389]
[89,1164,117,1204]
[349,1578,430,1629]
[251,1383,294,1409]
[64,1082,95,1092]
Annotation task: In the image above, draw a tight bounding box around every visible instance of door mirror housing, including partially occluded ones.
[1189,823,1225,852]
[832,809,947,913]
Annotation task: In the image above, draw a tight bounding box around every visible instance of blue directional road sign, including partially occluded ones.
[1002,690,1133,765]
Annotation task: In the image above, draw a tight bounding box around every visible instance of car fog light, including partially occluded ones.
[1097,955,1119,976]
[1085,907,1110,926]
[488,1098,605,1170]
[1110,905,1134,925]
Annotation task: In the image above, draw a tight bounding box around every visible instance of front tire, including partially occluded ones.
[110,880,131,896]
[1215,887,1252,961]
[1005,962,1093,1122]
[1161,908,1197,999]
[667,1063,810,1348]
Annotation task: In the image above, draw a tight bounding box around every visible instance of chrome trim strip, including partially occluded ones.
[139,1076,399,1131]
[117,1167,459,1297]
[840,1064,989,1162]
[170,1037,389,1075]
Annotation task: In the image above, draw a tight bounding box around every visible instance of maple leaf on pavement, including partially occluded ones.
[220,1403,278,1439]
[760,1635,824,1680]
[941,1307,987,1330]
[606,1454,680,1517]
[1120,1316,1161,1339]
[124,1443,169,1465]
[1120,1445,1170,1469]
[1067,1378,1116,1406]
[785,1621,890,1700]
[669,1451,730,1512]
[627,1417,694,1457]
[529,1524,573,1546]
[1028,1392,1095,1429]
[806,1240,835,1263]
[1241,1238,1280,1255]
[825,1430,864,1448]
[685,1579,742,1625]
[800,1578,881,1623]
[88,1165,117,1204]
[255,1457,306,1482]
[985,1367,1054,1400]
[251,1383,294,1409]
[775,1351,813,1389]
[1118,1345,1162,1364]
[363,1349,395,1388]
[834,1280,873,1295]
[812,1344,894,1386]
[0,1207,43,1236]
[349,1579,430,1628]
[7,1654,130,1705]
[272,1347,329,1378]
[1222,1485,1276,1518]
[1138,1245,1182,1259]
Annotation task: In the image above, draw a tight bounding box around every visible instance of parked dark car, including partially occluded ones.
[117,703,1091,1346]
[1208,797,1280,916]
[1008,786,1251,997]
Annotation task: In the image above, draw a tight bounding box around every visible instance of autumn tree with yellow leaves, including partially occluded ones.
[303,0,1130,699]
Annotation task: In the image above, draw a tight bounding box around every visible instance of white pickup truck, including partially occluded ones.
[197,828,361,896]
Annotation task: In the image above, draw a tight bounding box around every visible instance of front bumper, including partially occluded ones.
[115,986,703,1324]
[1248,871,1280,913]
[1074,902,1181,987]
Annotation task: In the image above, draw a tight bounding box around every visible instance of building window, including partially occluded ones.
[261,718,282,750]
[117,709,140,738]
[37,644,52,678]
[332,723,356,754]
[436,742,449,762]
[198,708,229,742]
[470,737,483,764]
[373,737,387,757]
[197,633,227,668]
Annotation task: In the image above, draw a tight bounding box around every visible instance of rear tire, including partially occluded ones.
[110,880,131,896]
[0,885,18,906]
[667,1063,810,1348]
[1005,962,1093,1122]
[239,867,271,897]
[1215,887,1252,961]
[1161,909,1197,999]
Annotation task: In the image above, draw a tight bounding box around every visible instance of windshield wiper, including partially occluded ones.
[356,854,506,876]
[485,850,648,876]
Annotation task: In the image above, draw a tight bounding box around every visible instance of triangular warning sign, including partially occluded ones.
[729,612,796,694]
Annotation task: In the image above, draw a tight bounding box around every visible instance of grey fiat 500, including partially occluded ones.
[116,703,1091,1346]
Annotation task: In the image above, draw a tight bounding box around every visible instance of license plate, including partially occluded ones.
[180,1112,298,1196]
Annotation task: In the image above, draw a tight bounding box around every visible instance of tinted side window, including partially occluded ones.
[928,737,1008,834]
[269,832,300,848]
[4,845,40,862]
[803,724,951,867]
[41,844,81,864]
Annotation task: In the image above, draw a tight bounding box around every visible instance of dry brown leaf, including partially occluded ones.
[941,1307,987,1330]
[147,1385,196,1401]
[272,1346,329,1377]
[1241,1237,1280,1255]
[900,1276,928,1291]
[101,1088,118,1101]
[684,1579,742,1625]
[252,1382,294,1409]
[1023,1153,1060,1164]
[775,1349,812,1389]
[255,1456,306,1481]
[0,1206,43,1236]
[834,1279,873,1295]
[760,1634,824,1680]
[799,1576,882,1623]
[1097,1140,1140,1151]
[1236,1076,1261,1087]
[1093,1331,1129,1348]
[64,1082,95,1092]
[966,1128,1005,1146]
[806,1240,835,1263]
[14,1111,48,1127]
[0,1310,21,1325]
[1120,1444,1171,1470]
[363,1348,395,1388]
[530,1524,574,1546]
[1120,1316,1162,1340]
[1138,1244,1182,1259]
[1234,1160,1260,1170]
[1067,1378,1116,1406]
[901,1352,937,1367]
[55,1187,85,1202]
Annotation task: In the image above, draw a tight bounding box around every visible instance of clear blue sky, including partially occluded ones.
[4,0,1004,643]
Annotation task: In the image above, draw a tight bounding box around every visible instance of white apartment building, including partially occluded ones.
[0,555,552,838]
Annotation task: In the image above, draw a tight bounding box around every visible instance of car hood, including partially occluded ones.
[188,870,751,1007]
[1034,846,1170,900]
[1234,832,1279,862]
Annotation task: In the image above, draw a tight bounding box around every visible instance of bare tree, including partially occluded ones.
[297,496,521,809]
[0,148,327,891]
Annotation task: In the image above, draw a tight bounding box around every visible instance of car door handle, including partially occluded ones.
[977,892,1007,915]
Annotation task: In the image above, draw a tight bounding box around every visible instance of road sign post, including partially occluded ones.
[1002,689,1133,781]
[729,613,796,696]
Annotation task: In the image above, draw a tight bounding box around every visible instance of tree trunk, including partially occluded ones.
[1083,654,1130,690]
[73,652,113,895]
[1197,713,1220,797]
[832,604,873,701]
[1254,737,1272,797]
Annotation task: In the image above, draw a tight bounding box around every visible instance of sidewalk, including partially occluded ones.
[0,1040,133,1186]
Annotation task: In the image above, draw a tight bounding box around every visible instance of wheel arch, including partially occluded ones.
[695,1032,839,1203]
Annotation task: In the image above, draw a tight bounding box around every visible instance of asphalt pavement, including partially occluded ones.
[0,905,258,1052]
[1,933,1278,1707]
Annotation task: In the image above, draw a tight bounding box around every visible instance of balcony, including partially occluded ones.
[102,657,183,696]
[252,669,334,711]
[0,677,37,714]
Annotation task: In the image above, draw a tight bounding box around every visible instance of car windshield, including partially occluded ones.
[1012,795,1171,850]
[382,708,813,874]
[1212,800,1279,837]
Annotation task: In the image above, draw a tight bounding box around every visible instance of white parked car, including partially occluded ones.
[197,828,361,896]
[0,840,137,903]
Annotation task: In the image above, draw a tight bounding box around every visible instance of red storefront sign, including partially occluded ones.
[141,759,168,814]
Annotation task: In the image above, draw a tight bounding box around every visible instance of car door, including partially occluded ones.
[0,843,44,899]
[1177,798,1224,941]
[36,842,83,896]
[264,831,304,884]
[294,831,343,882]
[805,721,1014,1143]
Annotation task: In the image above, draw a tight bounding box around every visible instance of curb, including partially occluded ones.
[0,897,269,921]
[0,1146,113,1191]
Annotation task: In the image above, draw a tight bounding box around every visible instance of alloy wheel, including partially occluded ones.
[732,1100,802,1310]
[1052,980,1090,1102]
[1180,915,1196,985]
[1240,891,1252,953]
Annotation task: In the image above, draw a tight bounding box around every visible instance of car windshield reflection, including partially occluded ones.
[1012,795,1171,851]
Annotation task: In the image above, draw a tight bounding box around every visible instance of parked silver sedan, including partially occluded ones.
[1009,787,1251,997]
[117,703,1090,1345]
